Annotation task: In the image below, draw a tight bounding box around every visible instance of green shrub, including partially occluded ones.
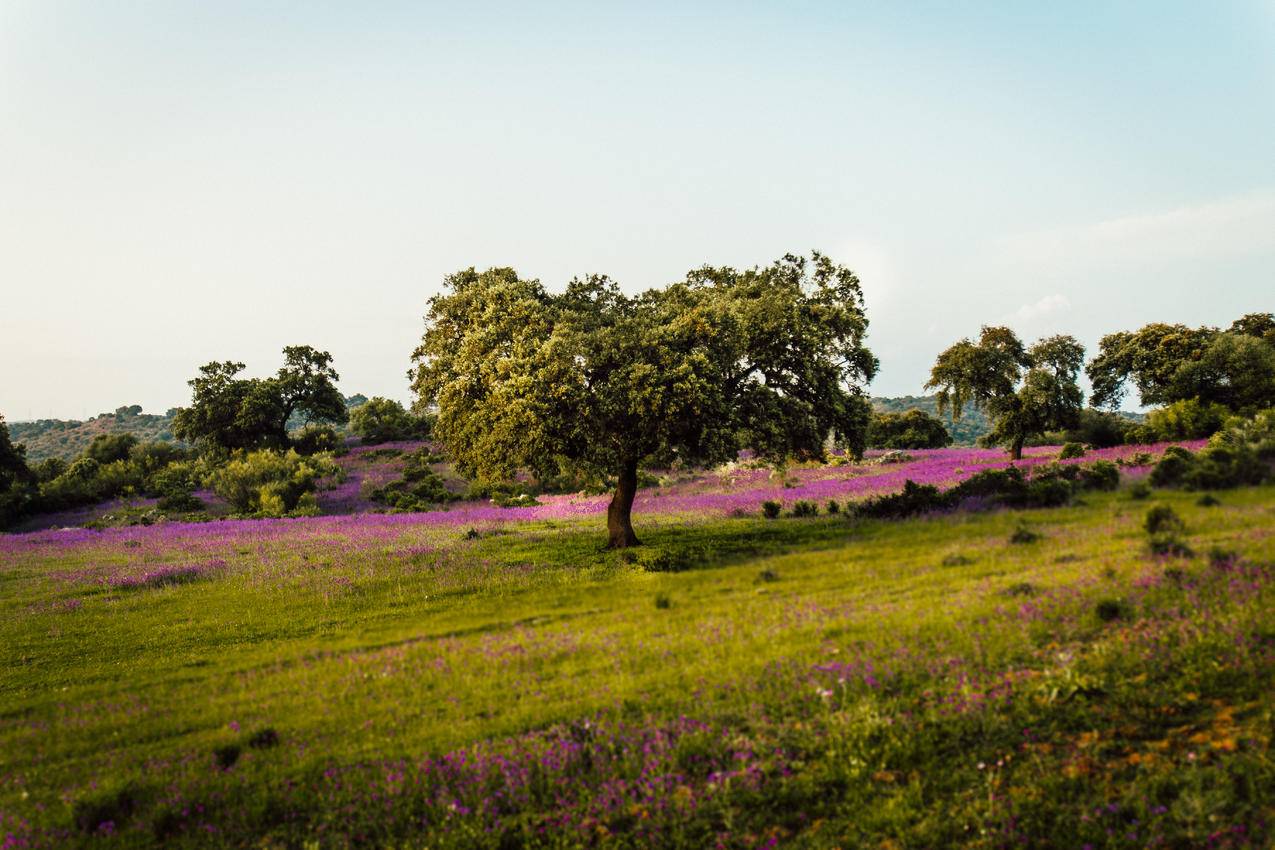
[1144,505,1191,556]
[1077,460,1120,491]
[1059,442,1086,459]
[1128,481,1151,500]
[866,409,952,449]
[790,500,818,517]
[653,593,671,609]
[291,424,341,456]
[349,397,429,444]
[369,448,459,511]
[85,432,139,465]
[855,480,951,519]
[949,467,1028,504]
[825,500,840,514]
[156,491,204,513]
[72,786,140,834]
[1095,598,1131,622]
[1061,408,1136,448]
[211,449,336,516]
[1134,398,1231,442]
[1144,505,1184,536]
[761,501,782,519]
[1009,522,1040,544]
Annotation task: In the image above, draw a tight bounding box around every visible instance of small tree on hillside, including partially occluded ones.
[410,253,878,547]
[173,346,348,454]
[926,327,1084,460]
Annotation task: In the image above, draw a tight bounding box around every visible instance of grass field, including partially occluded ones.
[2,480,1274,847]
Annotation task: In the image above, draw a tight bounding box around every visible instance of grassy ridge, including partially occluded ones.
[1,488,1274,846]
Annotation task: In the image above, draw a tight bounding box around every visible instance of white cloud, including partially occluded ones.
[1011,293,1071,323]
[995,192,1275,270]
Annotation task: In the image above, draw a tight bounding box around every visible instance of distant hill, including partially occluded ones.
[9,406,181,463]
[10,395,370,462]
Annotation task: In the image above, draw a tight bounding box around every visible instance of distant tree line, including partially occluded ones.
[922,313,1275,459]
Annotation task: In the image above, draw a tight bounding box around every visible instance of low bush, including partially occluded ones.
[291,424,342,456]
[369,448,459,511]
[73,786,140,834]
[854,480,950,519]
[1095,598,1131,622]
[349,397,431,444]
[1058,442,1086,460]
[866,409,952,450]
[1131,398,1231,443]
[211,450,337,517]
[156,490,204,513]
[761,501,782,519]
[790,500,818,517]
[1076,460,1120,491]
[1145,505,1191,557]
[1009,522,1041,544]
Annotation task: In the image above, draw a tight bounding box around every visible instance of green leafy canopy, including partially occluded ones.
[410,252,878,485]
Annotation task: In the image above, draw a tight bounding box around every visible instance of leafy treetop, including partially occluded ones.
[173,346,348,454]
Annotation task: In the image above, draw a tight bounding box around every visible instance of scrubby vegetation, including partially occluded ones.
[866,408,952,449]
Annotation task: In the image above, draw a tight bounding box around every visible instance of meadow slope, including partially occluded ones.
[1,453,1273,847]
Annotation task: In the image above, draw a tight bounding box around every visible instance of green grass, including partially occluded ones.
[2,487,1274,846]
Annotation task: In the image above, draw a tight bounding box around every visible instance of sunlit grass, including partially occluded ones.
[1,485,1273,846]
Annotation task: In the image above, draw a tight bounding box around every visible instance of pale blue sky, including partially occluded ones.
[2,1,1273,419]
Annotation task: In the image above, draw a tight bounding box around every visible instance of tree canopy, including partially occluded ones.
[866,409,952,450]
[173,346,348,454]
[410,252,877,547]
[349,397,427,444]
[926,327,1085,459]
[1087,314,1275,414]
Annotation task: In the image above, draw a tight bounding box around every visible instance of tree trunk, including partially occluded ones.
[606,460,640,548]
[1010,435,1024,461]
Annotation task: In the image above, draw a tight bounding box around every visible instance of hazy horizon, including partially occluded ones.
[3,1,1274,421]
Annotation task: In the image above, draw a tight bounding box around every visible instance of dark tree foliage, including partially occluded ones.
[0,414,33,492]
[0,414,36,528]
[85,433,139,465]
[867,409,952,449]
[1087,314,1275,414]
[927,328,1085,460]
[349,397,427,444]
[410,252,877,547]
[172,347,348,454]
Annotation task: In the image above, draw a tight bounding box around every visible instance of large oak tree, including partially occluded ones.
[410,252,877,547]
